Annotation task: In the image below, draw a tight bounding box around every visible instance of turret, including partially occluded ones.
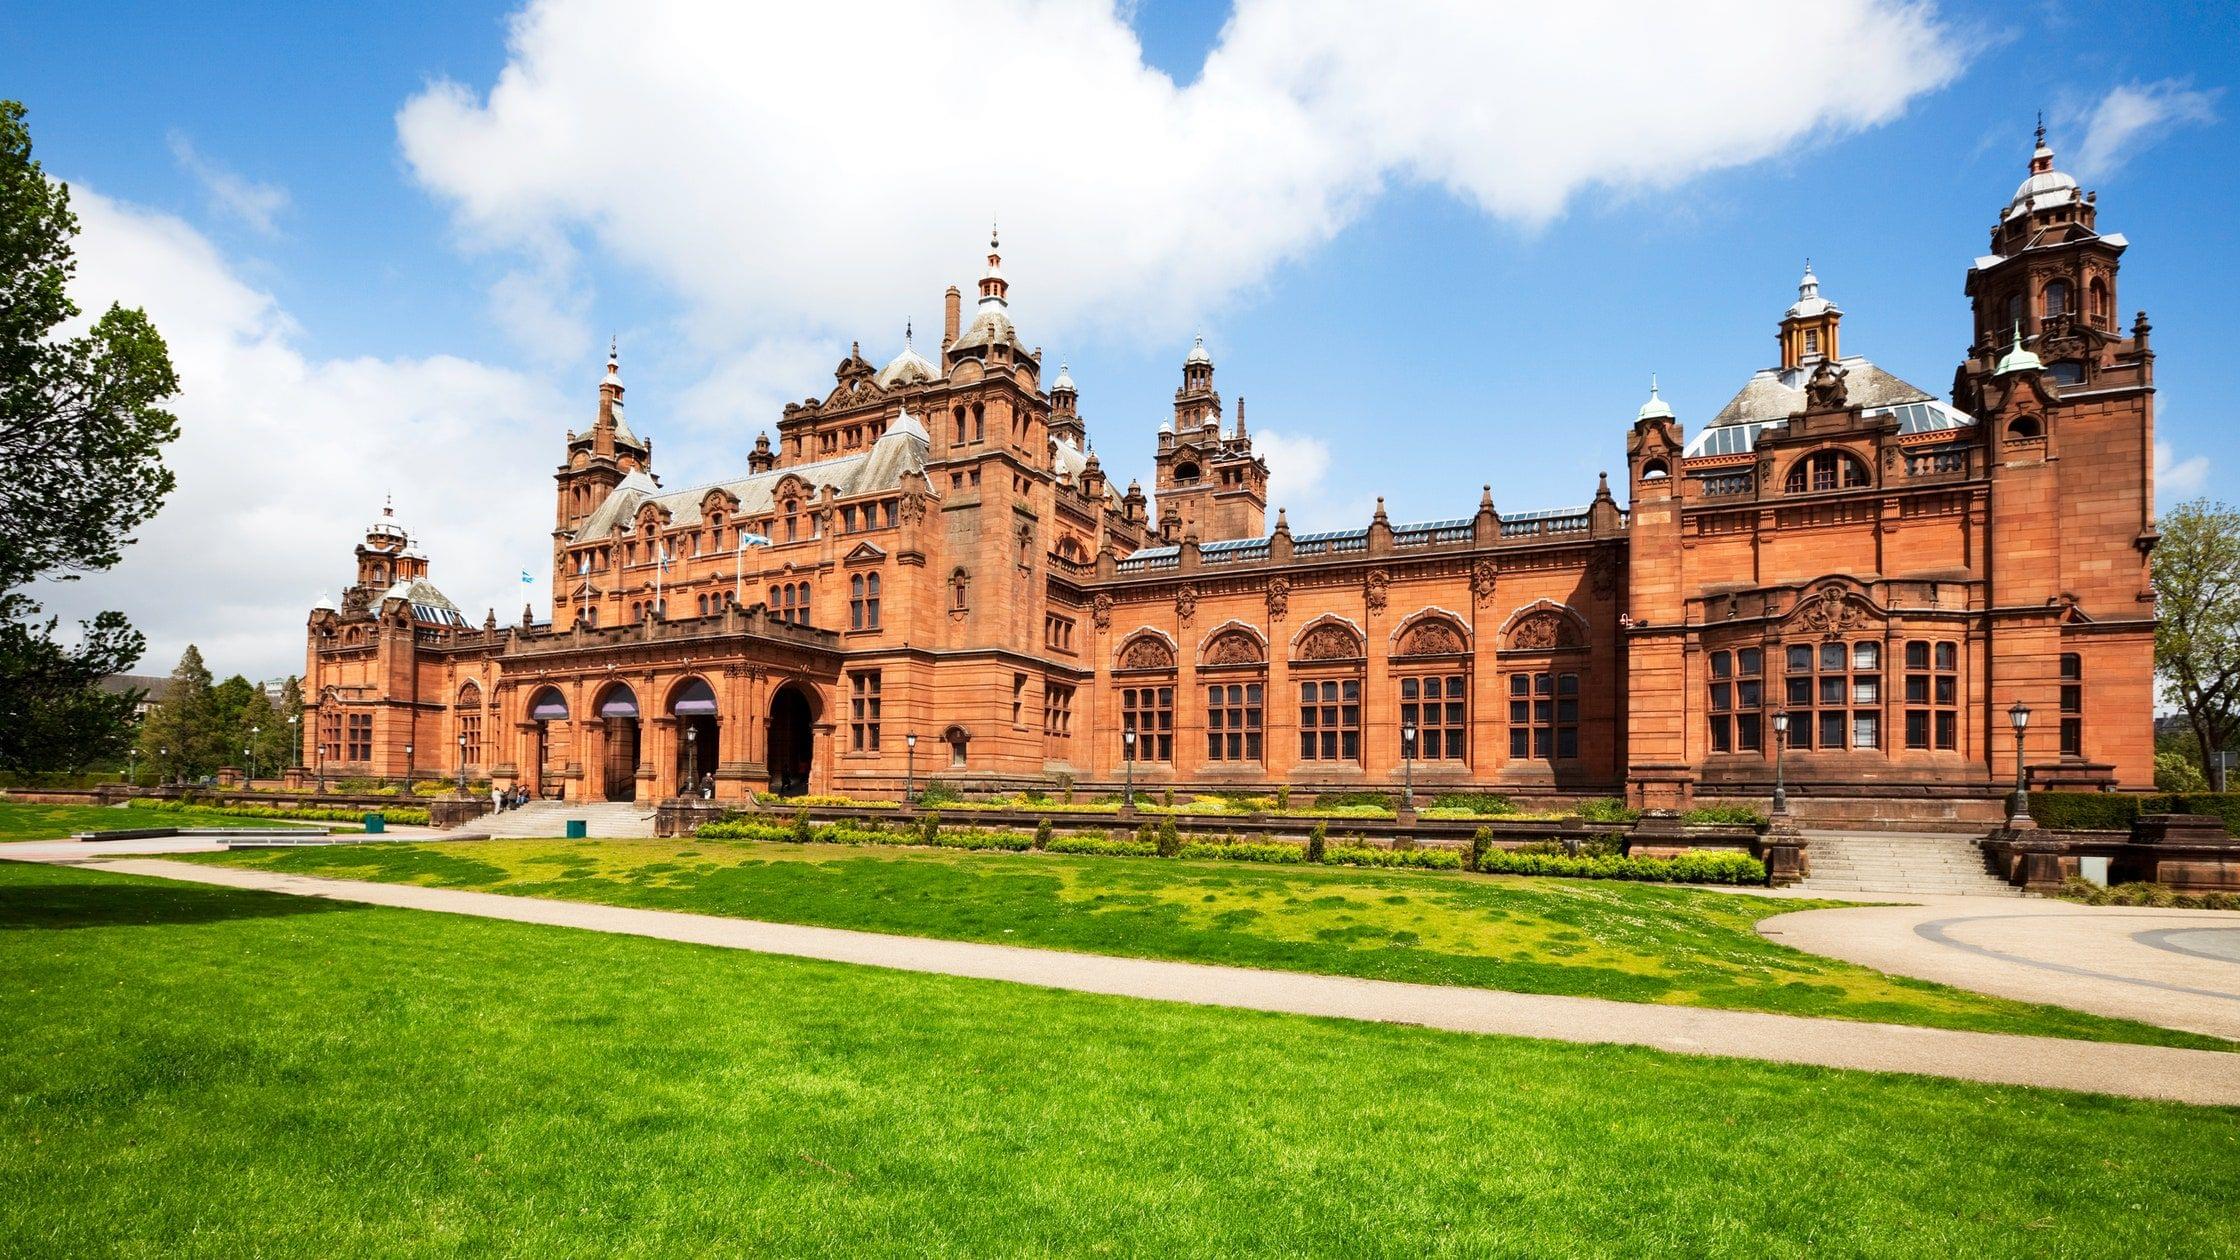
[1151,335,1268,542]
[1963,121,2129,391]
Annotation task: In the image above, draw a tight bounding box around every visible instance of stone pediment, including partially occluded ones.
[1783,581,1883,637]
[843,542,887,565]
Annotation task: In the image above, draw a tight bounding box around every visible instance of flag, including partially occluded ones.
[520,568,534,586]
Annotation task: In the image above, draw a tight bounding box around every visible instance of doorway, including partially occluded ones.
[767,685,814,797]
[596,683,640,802]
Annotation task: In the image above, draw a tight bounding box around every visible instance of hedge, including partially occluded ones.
[1045,834,1158,857]
[2028,791,2240,833]
[1475,849,1765,885]
[138,799,432,827]
[1175,841,1307,864]
[1324,844,1466,870]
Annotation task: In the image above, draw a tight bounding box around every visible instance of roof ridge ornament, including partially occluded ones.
[1995,320,2045,375]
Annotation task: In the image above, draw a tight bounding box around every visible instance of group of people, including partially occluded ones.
[489,783,534,812]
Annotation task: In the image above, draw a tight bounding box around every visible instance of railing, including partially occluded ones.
[1905,449,1970,477]
[1393,522,1473,547]
[1700,472,1753,498]
[1115,552,1178,573]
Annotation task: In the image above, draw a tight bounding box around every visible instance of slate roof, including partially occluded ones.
[574,417,932,541]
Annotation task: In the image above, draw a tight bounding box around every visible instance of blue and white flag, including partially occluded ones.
[520,568,534,586]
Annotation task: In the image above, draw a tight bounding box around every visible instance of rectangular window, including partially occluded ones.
[1298,678,1361,762]
[1708,648,1762,754]
[1903,638,1960,751]
[2059,653,2083,756]
[1206,683,1264,762]
[849,671,881,752]
[1012,673,1027,728]
[1510,671,1578,761]
[459,713,482,766]
[1784,639,1883,756]
[345,713,372,762]
[1044,684,1074,739]
[1400,674,1467,761]
[1122,687,1174,761]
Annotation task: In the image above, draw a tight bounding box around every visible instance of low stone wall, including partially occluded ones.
[1982,814,2240,892]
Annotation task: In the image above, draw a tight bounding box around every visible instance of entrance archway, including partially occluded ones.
[668,677,720,797]
[767,684,815,797]
[527,686,569,798]
[595,682,640,802]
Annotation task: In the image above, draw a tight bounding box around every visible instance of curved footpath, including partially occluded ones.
[1760,896,2240,1043]
[8,846,2238,1107]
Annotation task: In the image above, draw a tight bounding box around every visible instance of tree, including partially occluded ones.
[0,100,180,774]
[136,646,216,783]
[2153,499,2240,788]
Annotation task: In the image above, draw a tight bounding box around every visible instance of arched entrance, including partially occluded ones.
[527,686,569,798]
[767,684,815,797]
[595,682,640,802]
[669,677,720,797]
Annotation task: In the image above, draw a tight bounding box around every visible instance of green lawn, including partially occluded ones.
[194,837,2226,1050]
[3,861,2234,1256]
[0,800,326,840]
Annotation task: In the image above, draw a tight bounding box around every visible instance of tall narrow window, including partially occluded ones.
[1298,679,1361,762]
[1508,672,1578,759]
[345,713,373,762]
[849,671,881,752]
[1012,673,1027,727]
[1044,684,1074,739]
[1902,640,1959,751]
[1206,683,1264,762]
[951,569,969,611]
[2060,653,2083,757]
[1707,648,1764,753]
[1785,641,1881,750]
[1122,687,1173,761]
[459,712,482,766]
[1400,674,1467,761]
[2043,279,2072,319]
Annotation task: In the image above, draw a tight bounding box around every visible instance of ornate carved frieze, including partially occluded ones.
[1266,575,1290,621]
[1394,619,1467,658]
[1364,568,1390,613]
[1785,582,1880,638]
[1470,560,1498,606]
[1506,611,1580,652]
[1175,583,1198,623]
[1295,622,1364,662]
[1203,629,1265,667]
[1118,635,1175,670]
[1091,593,1114,630]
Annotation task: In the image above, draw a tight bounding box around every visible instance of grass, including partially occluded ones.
[193,838,2227,1050]
[3,861,2236,1256]
[0,800,329,840]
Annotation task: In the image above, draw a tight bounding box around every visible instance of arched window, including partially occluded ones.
[2006,415,2043,441]
[784,500,800,542]
[2002,292,2023,335]
[850,572,882,630]
[1784,450,1870,494]
[953,406,967,444]
[1173,462,1201,484]
[2042,279,2072,320]
[951,568,969,611]
[971,403,985,442]
[1639,458,1669,480]
[2087,277,2111,329]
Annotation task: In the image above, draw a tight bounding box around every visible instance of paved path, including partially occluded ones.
[1761,896,2240,1042]
[12,852,2237,1106]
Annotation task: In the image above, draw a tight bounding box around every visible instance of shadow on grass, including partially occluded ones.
[0,881,357,932]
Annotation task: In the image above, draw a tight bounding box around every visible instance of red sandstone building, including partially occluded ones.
[302,134,2157,820]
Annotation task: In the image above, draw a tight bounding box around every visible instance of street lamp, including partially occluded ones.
[684,725,699,798]
[249,725,260,782]
[2007,701,2032,827]
[1770,711,1791,816]
[404,742,414,790]
[904,731,918,806]
[457,733,469,796]
[159,746,169,789]
[1122,728,1137,809]
[287,714,299,775]
[1400,720,1417,810]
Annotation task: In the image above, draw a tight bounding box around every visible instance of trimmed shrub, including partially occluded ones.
[1176,841,1306,864]
[1392,832,1417,852]
[1161,786,1175,809]
[2149,792,2240,833]
[1033,818,1054,850]
[1475,848,1765,885]
[2027,792,2137,831]
[1312,791,1395,811]
[1325,844,1464,870]
[1156,818,1182,858]
[1469,825,1494,872]
[791,807,813,843]
[410,780,460,797]
[1305,822,1328,864]
[917,780,962,807]
[136,799,432,827]
[1047,833,1157,857]
[1275,785,1291,811]
[920,812,942,845]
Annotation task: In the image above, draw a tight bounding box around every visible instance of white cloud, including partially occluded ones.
[36,189,569,680]
[2069,80,2220,182]
[2156,438,2210,504]
[167,132,291,236]
[396,0,1964,350]
[1253,425,1379,533]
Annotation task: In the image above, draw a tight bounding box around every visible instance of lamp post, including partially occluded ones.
[457,733,469,796]
[248,725,260,783]
[403,742,414,790]
[1122,728,1137,810]
[127,748,138,789]
[1770,711,1791,816]
[904,731,918,806]
[684,725,699,798]
[287,714,299,777]
[159,746,169,789]
[2007,701,2032,828]
[1400,720,1417,810]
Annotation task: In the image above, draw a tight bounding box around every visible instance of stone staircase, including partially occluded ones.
[475,800,659,839]
[1790,829,2024,898]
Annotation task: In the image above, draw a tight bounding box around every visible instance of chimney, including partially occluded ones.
[943,286,962,352]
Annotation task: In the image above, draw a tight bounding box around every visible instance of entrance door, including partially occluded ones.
[603,719,639,801]
[767,685,814,797]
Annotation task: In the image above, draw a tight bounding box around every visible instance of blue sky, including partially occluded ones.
[7,1,2234,680]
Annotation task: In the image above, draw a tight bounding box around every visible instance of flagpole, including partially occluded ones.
[654,546,664,621]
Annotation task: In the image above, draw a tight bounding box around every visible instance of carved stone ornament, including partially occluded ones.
[1588,549,1618,601]
[1266,575,1290,621]
[1786,583,1874,637]
[1091,593,1114,630]
[899,490,927,526]
[1470,560,1498,607]
[1506,611,1579,652]
[1175,583,1199,623]
[1119,636,1175,670]
[1203,629,1265,667]
[1295,623,1364,662]
[1395,619,1466,658]
[1364,568,1390,613]
[1805,359,1849,410]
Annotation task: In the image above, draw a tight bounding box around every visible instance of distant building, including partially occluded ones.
[97,674,171,721]
[299,131,2155,816]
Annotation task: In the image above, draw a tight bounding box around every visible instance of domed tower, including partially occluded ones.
[1962,120,2129,391]
[1048,361,1083,447]
[1778,263,1841,370]
[557,340,654,536]
[1152,336,1267,542]
[348,497,421,607]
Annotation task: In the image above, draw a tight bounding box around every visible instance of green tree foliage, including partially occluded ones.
[135,646,217,782]
[2153,500,2240,782]
[2154,749,2210,793]
[0,101,180,774]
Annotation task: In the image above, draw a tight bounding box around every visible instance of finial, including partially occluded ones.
[1373,496,1388,524]
[1480,484,1494,509]
[991,217,1000,251]
[383,491,393,517]
[1275,506,1289,532]
[1650,372,1660,399]
[2035,111,2046,149]
[608,333,618,365]
[905,319,913,348]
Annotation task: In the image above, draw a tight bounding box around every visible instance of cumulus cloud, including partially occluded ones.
[167,132,291,236]
[2156,438,2210,504]
[36,189,567,680]
[2069,80,2220,182]
[397,0,1964,350]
